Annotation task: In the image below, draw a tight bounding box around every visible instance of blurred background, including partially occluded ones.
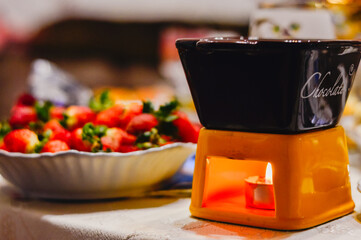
[0,0,360,120]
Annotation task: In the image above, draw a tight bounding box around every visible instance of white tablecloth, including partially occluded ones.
[2,154,361,240]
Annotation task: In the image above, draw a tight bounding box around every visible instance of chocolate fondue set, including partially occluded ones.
[176,38,361,230]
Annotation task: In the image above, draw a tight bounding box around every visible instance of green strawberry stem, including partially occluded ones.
[34,129,52,153]
[89,90,113,113]
[0,121,11,139]
[136,128,167,149]
[35,101,53,122]
[82,123,108,152]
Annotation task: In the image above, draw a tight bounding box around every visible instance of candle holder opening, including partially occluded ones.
[202,156,276,217]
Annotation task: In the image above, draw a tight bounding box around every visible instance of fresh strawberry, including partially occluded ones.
[118,145,139,153]
[82,122,136,152]
[50,106,65,120]
[40,140,70,153]
[100,128,136,152]
[70,128,92,152]
[94,102,142,129]
[9,106,37,128]
[160,141,175,146]
[94,105,124,128]
[4,129,39,153]
[43,119,71,145]
[4,94,199,153]
[118,101,143,128]
[100,128,123,152]
[160,135,172,142]
[126,113,158,134]
[0,140,7,151]
[63,106,96,130]
[172,111,200,143]
[15,93,36,106]
[159,135,175,146]
[121,131,137,145]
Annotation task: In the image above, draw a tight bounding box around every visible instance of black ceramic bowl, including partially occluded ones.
[176,37,361,134]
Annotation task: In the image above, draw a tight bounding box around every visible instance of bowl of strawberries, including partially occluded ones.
[0,91,199,199]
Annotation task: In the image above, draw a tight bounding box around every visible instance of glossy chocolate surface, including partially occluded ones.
[176,37,361,133]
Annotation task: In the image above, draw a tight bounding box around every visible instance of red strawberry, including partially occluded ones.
[9,106,37,128]
[70,128,92,152]
[159,135,175,146]
[118,101,143,128]
[118,145,139,153]
[41,140,70,153]
[121,131,137,145]
[172,111,200,143]
[160,135,172,142]
[15,93,36,106]
[94,105,124,128]
[63,106,96,130]
[50,106,66,120]
[43,119,71,145]
[0,140,7,151]
[94,102,142,129]
[160,141,175,146]
[99,128,137,152]
[100,128,123,152]
[4,129,39,153]
[126,113,158,134]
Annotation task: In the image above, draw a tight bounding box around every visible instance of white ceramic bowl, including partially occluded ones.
[0,143,196,200]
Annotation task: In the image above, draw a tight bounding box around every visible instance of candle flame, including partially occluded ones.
[265,163,273,184]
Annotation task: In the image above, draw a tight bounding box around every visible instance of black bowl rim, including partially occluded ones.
[176,37,361,50]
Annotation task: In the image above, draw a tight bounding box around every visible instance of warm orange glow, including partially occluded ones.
[327,0,353,4]
[265,163,273,184]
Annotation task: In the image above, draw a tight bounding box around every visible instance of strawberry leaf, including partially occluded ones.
[155,99,179,120]
[135,128,168,149]
[34,129,52,153]
[163,115,178,122]
[140,99,180,139]
[82,123,97,144]
[59,113,69,128]
[153,99,179,137]
[157,121,178,138]
[35,101,53,122]
[142,100,155,114]
[29,121,45,135]
[89,90,113,113]
[82,123,108,152]
[0,121,11,139]
[94,125,108,137]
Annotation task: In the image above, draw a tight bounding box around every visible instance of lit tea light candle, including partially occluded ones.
[244,163,275,210]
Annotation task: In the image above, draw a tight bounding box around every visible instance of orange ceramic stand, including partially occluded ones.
[190,126,354,230]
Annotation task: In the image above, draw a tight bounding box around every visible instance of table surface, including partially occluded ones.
[1,154,361,240]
